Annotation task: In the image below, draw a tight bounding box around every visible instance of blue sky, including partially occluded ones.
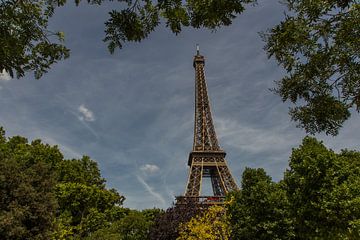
[1,0,359,209]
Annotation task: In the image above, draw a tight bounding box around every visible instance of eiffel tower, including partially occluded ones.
[177,47,238,205]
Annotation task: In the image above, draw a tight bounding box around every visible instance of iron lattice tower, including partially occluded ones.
[178,48,238,204]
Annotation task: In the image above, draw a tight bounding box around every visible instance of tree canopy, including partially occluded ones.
[263,0,360,135]
[284,137,360,239]
[0,131,60,239]
[85,209,163,240]
[148,199,203,240]
[0,0,256,79]
[226,137,360,239]
[0,128,127,240]
[226,168,294,240]
[102,0,256,53]
[0,0,70,79]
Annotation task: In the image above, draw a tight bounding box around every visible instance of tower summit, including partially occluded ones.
[177,48,238,204]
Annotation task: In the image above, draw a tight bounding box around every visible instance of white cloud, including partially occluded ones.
[78,104,95,122]
[140,164,160,174]
[0,70,11,81]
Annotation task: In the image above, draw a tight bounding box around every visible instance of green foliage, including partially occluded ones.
[0,127,127,239]
[0,0,70,79]
[1,0,256,78]
[56,183,123,221]
[53,163,125,239]
[141,208,164,223]
[263,1,360,135]
[104,1,160,54]
[57,156,106,187]
[284,136,360,239]
[86,209,162,240]
[53,154,125,238]
[226,168,294,240]
[227,138,360,239]
[0,128,61,239]
[104,0,256,52]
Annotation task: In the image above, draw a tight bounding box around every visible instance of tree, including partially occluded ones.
[177,205,230,240]
[0,128,62,240]
[53,156,125,239]
[284,137,360,239]
[102,0,256,53]
[86,209,162,240]
[263,0,360,135]
[0,0,256,79]
[0,127,126,239]
[226,139,360,240]
[226,168,294,240]
[0,0,70,79]
[57,156,106,188]
[149,199,203,240]
[54,182,125,238]
[86,211,150,240]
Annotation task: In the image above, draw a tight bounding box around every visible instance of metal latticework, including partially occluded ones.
[193,54,220,152]
[179,49,238,204]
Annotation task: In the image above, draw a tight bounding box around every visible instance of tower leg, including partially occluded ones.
[185,165,203,197]
[217,165,238,192]
[210,168,225,196]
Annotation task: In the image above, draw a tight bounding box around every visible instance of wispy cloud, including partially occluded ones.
[140,164,160,174]
[136,175,166,207]
[78,104,95,122]
[0,70,11,81]
[216,117,303,154]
